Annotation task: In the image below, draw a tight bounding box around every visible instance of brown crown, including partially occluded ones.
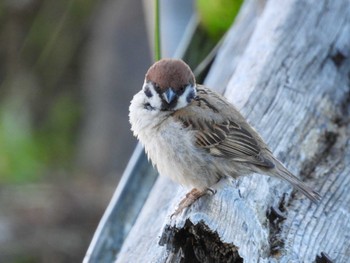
[145,59,195,91]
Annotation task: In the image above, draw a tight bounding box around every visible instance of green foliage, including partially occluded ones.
[0,95,80,184]
[37,95,80,167]
[154,0,161,61]
[196,0,243,41]
[0,2,4,22]
[0,0,97,183]
[0,105,43,183]
[22,0,97,89]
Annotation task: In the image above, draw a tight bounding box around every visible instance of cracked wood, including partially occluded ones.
[115,0,350,262]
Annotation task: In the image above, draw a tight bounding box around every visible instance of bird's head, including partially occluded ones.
[142,59,197,112]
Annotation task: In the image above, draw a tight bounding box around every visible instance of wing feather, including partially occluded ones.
[173,87,274,168]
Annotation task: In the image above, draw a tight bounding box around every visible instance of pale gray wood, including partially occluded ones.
[116,0,350,262]
[84,144,158,263]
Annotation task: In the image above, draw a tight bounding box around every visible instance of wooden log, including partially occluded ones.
[116,0,350,262]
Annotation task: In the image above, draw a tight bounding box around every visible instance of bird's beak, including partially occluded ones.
[163,88,176,104]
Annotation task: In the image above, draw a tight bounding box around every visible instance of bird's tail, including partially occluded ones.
[273,160,321,203]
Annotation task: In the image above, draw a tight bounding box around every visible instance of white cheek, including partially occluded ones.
[173,85,196,110]
[148,93,162,110]
[129,91,154,137]
[142,83,162,110]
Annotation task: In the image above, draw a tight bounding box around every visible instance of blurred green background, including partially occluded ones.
[0,0,151,261]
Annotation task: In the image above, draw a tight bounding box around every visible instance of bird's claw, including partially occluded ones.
[170,188,209,219]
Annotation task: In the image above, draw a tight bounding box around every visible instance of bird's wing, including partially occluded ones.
[173,86,275,168]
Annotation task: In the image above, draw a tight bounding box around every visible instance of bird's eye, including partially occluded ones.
[177,86,186,94]
[153,83,161,92]
[144,86,153,98]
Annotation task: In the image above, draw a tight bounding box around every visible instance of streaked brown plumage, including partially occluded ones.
[129,59,321,212]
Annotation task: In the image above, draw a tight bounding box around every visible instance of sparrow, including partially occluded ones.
[129,58,321,214]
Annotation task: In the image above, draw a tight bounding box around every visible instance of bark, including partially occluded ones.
[116,0,350,262]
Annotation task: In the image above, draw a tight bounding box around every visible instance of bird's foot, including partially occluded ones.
[171,188,214,218]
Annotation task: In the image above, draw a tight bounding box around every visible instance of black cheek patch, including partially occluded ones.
[144,86,153,98]
[176,85,186,96]
[143,102,155,111]
[186,89,195,103]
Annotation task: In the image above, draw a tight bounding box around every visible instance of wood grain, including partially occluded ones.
[116,0,350,262]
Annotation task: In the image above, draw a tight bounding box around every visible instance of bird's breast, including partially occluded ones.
[141,117,219,189]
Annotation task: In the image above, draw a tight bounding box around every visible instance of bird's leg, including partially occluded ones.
[171,188,212,217]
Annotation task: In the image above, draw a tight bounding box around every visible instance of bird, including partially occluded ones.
[129,58,321,214]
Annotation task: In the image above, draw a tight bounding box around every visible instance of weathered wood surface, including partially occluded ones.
[116,0,350,262]
[84,144,158,263]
